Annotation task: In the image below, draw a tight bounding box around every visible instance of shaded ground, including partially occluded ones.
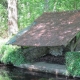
[34,54,65,65]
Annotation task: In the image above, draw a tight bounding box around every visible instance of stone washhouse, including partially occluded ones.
[7,10,80,76]
[7,10,80,55]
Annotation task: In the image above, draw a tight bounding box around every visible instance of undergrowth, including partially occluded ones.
[66,51,80,77]
[0,43,26,65]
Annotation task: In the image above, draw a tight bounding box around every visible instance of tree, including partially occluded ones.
[44,0,49,12]
[7,0,18,36]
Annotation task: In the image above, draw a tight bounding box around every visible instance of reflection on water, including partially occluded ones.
[0,65,79,80]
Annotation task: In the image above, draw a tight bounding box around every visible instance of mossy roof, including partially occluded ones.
[7,10,80,46]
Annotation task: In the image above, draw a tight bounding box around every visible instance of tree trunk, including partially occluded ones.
[7,0,18,36]
[53,0,57,11]
[44,0,49,12]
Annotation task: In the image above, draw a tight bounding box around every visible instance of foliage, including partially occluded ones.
[0,4,8,38]
[66,52,80,76]
[0,70,12,80]
[17,0,80,30]
[39,78,47,80]
[39,78,54,80]
[0,75,11,80]
[0,0,80,37]
[0,44,26,65]
[76,32,80,40]
[0,0,80,70]
[17,0,45,30]
[71,32,80,51]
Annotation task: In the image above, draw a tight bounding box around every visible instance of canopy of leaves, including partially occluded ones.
[18,0,80,30]
[0,0,80,37]
[0,4,7,37]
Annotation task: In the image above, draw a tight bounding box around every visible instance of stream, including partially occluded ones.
[0,64,79,80]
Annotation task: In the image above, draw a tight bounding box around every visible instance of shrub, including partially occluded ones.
[66,51,80,76]
[0,44,26,65]
[0,70,12,80]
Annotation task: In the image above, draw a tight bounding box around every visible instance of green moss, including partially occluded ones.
[66,51,80,76]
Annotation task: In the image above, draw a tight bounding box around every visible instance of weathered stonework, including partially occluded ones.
[48,46,63,56]
[22,47,48,62]
[22,46,65,63]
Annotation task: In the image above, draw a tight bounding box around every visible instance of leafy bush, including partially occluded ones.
[1,0,80,38]
[76,32,80,40]
[0,70,12,80]
[0,4,8,38]
[18,0,80,30]
[0,44,26,65]
[66,52,80,76]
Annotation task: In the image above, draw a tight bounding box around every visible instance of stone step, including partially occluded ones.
[15,62,68,76]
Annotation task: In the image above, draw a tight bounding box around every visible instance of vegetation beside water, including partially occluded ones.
[0,70,11,80]
[1,40,80,77]
[0,0,80,77]
[0,42,26,65]
[66,52,80,76]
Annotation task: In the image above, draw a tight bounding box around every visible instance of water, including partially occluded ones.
[0,65,79,80]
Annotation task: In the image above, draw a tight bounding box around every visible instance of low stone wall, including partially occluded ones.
[15,62,68,76]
